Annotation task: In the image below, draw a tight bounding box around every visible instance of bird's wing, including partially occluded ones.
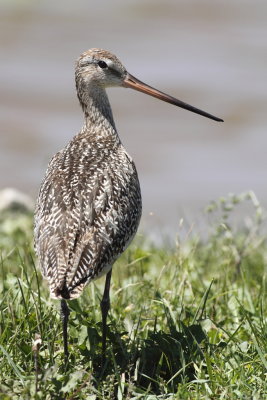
[34,142,141,299]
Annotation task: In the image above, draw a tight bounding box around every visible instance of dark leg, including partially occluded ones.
[61,299,70,365]
[100,269,112,365]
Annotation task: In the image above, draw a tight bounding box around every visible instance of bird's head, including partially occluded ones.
[76,48,127,88]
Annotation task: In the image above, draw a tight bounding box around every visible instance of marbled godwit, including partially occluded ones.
[34,48,223,364]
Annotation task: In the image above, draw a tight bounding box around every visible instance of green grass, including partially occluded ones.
[0,192,266,399]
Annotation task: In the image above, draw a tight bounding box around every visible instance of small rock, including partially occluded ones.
[0,188,34,213]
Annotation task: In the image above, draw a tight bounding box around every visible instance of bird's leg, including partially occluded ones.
[60,299,70,365]
[100,269,112,365]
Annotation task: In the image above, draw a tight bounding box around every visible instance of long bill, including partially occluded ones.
[123,73,223,122]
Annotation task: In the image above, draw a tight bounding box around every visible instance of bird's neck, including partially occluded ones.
[78,83,119,142]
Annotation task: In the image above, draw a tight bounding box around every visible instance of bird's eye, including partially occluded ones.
[98,60,108,69]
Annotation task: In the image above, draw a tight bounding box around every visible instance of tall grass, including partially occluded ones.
[0,192,266,399]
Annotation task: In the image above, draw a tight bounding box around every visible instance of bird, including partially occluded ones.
[34,48,223,364]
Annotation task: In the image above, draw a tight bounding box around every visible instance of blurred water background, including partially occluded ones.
[1,0,267,241]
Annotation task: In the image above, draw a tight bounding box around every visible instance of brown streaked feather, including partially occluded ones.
[34,133,142,299]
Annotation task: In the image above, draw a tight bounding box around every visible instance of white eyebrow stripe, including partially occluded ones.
[104,59,114,68]
[103,59,122,76]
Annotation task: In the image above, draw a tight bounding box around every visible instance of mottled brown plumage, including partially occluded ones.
[34,48,223,362]
[34,49,142,300]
